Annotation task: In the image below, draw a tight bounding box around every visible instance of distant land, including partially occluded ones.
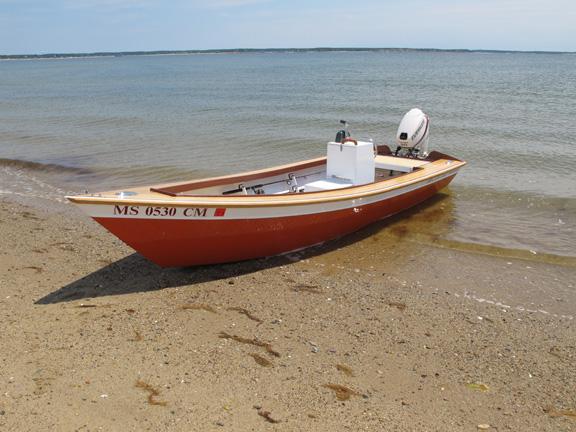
[1,47,575,60]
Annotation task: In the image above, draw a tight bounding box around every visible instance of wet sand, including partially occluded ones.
[0,196,575,431]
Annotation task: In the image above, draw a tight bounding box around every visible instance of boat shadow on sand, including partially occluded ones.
[36,193,453,305]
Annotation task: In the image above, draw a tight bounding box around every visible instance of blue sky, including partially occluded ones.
[1,0,574,54]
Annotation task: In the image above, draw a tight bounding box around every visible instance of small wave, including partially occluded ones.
[427,237,576,267]
[0,158,94,175]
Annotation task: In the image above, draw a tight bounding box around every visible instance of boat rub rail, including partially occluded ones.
[67,158,464,209]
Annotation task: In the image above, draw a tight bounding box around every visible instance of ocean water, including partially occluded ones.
[0,51,575,257]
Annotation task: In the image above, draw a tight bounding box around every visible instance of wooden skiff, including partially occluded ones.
[67,145,465,267]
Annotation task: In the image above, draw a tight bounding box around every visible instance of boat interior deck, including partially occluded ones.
[150,154,431,198]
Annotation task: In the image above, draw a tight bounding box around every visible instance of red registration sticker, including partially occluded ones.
[214,208,227,217]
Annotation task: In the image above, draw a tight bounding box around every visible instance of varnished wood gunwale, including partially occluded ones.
[67,158,465,208]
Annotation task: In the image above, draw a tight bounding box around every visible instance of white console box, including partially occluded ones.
[326,140,375,185]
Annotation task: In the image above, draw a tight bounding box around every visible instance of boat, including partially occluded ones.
[67,108,466,267]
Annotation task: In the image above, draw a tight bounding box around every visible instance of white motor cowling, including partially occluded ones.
[395,108,430,158]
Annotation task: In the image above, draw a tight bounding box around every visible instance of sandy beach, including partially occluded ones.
[0,193,575,431]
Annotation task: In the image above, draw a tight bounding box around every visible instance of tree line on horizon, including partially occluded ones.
[1,47,573,60]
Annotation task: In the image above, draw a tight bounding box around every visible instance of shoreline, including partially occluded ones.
[0,191,574,430]
[1,157,575,262]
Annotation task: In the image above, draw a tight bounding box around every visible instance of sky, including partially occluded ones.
[0,0,575,55]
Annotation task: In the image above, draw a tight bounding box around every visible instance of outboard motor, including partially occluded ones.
[395,108,430,158]
[335,120,350,143]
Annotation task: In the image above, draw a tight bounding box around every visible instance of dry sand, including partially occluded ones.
[0,196,575,431]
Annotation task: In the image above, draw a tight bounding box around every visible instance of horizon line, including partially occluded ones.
[2,46,575,60]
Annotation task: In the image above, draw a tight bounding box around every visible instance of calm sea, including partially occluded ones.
[0,51,575,257]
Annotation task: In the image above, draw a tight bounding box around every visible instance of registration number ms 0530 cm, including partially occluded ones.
[113,205,226,218]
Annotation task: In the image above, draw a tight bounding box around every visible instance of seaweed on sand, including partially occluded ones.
[323,384,360,401]
[544,406,576,419]
[129,330,143,342]
[249,353,273,367]
[20,266,43,273]
[291,284,323,294]
[387,302,407,312]
[179,303,217,313]
[135,380,167,406]
[227,307,263,323]
[257,409,281,423]
[218,331,280,357]
[336,364,354,377]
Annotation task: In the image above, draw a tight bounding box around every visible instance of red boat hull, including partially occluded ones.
[93,174,455,267]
